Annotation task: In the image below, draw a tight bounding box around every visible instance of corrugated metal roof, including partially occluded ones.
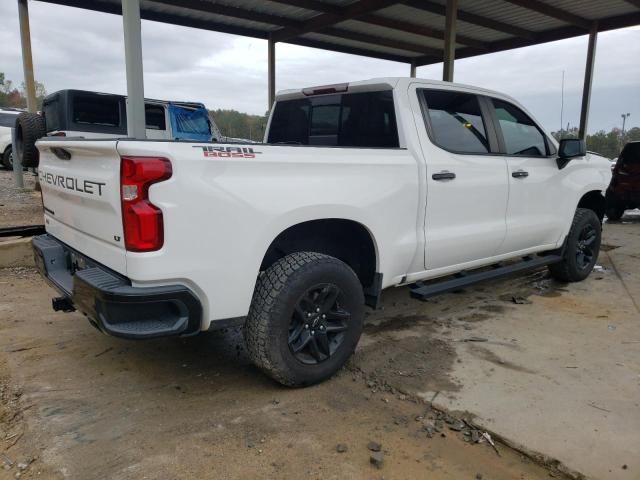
[37,0,640,65]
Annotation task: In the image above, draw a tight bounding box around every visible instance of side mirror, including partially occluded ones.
[557,138,586,169]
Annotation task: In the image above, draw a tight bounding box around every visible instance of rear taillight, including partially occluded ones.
[50,131,66,137]
[120,156,172,252]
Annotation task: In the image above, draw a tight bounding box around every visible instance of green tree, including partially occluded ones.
[209,109,268,142]
[0,72,47,110]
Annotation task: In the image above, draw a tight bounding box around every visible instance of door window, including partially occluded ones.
[421,90,490,154]
[492,99,548,157]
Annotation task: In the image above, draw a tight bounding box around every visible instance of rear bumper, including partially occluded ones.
[32,234,202,339]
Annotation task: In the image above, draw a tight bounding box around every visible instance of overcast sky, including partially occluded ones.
[1,1,638,133]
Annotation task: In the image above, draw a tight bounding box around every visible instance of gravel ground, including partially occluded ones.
[0,170,42,228]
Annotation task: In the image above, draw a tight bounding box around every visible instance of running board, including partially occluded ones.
[409,255,563,301]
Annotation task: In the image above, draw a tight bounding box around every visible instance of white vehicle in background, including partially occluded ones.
[0,108,23,169]
[32,78,611,387]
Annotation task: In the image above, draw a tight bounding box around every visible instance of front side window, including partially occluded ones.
[492,99,548,157]
[267,90,399,148]
[422,89,490,154]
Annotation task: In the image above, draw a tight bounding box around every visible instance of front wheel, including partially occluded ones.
[245,252,364,387]
[549,208,601,282]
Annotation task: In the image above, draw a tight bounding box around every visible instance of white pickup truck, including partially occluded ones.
[32,78,611,387]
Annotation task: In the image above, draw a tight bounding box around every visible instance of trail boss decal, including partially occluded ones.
[39,170,106,196]
[194,145,262,158]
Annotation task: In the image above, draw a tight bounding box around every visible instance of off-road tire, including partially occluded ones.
[605,205,625,221]
[549,208,601,282]
[1,146,12,170]
[605,191,625,221]
[245,252,364,387]
[15,112,46,168]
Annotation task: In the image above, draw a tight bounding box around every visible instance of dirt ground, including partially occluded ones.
[0,266,565,480]
[0,171,42,228]
[0,177,637,479]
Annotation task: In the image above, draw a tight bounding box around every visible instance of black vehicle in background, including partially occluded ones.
[606,141,640,220]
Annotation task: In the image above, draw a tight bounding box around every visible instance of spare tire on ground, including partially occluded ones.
[15,112,46,168]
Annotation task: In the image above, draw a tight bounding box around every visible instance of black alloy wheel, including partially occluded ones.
[576,223,597,270]
[288,284,350,365]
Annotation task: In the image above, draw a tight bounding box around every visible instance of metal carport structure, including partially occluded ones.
[14,0,640,142]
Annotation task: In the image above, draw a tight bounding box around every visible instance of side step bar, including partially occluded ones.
[410,255,563,301]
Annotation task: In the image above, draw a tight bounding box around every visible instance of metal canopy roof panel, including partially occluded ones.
[337,19,449,50]
[379,4,512,43]
[303,31,421,58]
[457,0,568,32]
[36,0,640,66]
[550,0,638,20]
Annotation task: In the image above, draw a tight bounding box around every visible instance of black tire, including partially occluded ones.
[549,208,601,282]
[245,252,364,387]
[605,191,625,221]
[2,146,12,170]
[14,112,46,168]
[605,204,625,221]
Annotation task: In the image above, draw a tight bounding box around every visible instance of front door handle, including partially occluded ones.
[512,170,529,178]
[432,171,456,181]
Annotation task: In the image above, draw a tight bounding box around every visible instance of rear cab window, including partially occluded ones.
[619,142,640,166]
[267,90,399,148]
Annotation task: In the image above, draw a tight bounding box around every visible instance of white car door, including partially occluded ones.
[416,88,509,270]
[488,98,567,253]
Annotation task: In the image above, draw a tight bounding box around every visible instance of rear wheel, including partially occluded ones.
[549,208,601,282]
[2,146,12,170]
[245,252,364,387]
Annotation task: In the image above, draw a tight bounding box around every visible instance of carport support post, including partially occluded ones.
[17,0,37,113]
[410,61,416,78]
[122,0,146,139]
[268,35,276,110]
[578,22,598,140]
[442,0,457,82]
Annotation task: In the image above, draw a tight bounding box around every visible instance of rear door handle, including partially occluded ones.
[432,171,456,181]
[512,170,529,178]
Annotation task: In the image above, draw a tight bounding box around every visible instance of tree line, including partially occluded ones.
[2,70,637,153]
[552,126,640,160]
[0,72,47,110]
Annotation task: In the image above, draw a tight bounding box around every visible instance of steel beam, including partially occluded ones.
[403,0,535,40]
[443,0,457,82]
[18,0,37,113]
[579,23,598,140]
[122,0,146,139]
[502,0,591,29]
[268,36,276,110]
[271,0,402,42]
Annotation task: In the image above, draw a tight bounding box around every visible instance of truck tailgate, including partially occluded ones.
[37,139,127,274]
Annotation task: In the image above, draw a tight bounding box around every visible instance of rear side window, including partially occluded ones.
[421,90,490,154]
[145,104,166,130]
[267,91,399,148]
[492,99,548,157]
[73,94,121,127]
